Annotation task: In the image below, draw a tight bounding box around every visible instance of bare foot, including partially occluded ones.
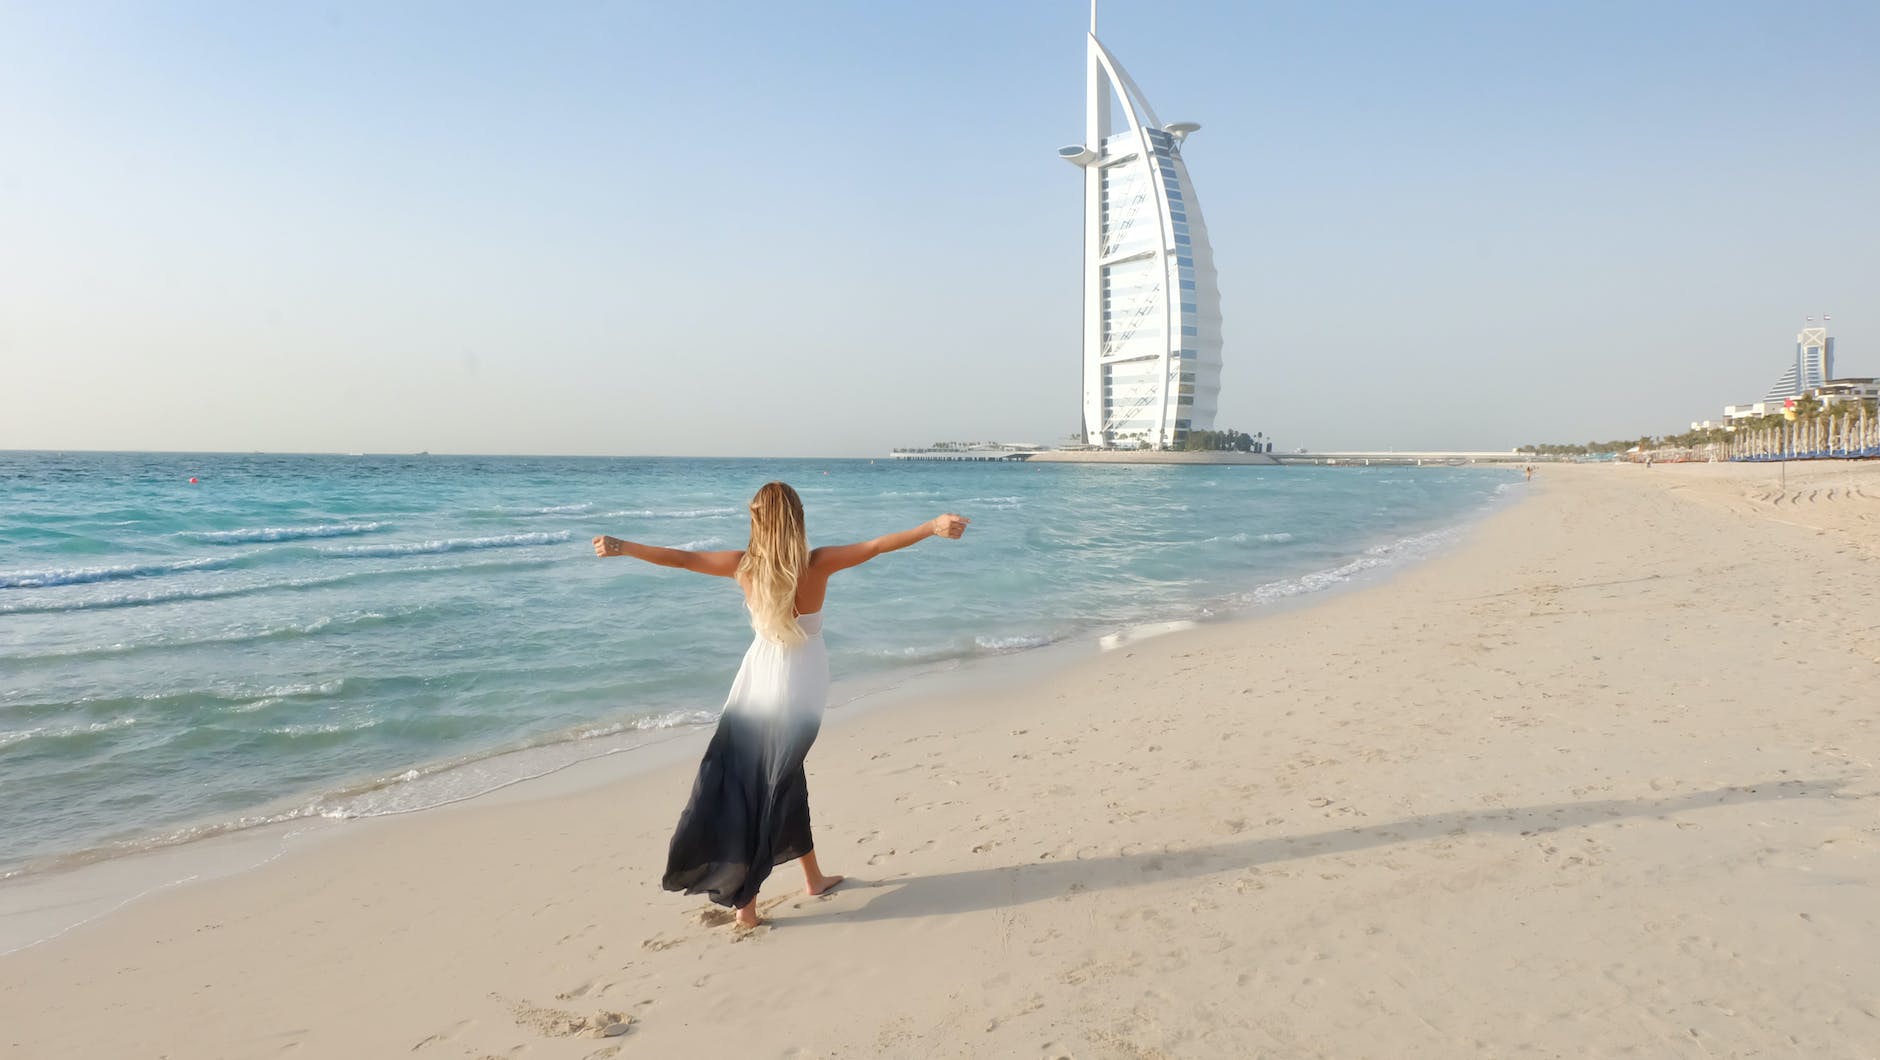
[804,874,844,897]
[734,903,761,928]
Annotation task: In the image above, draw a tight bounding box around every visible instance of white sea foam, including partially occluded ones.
[180,522,384,544]
[1240,525,1457,606]
[5,611,402,664]
[628,709,718,731]
[1099,620,1198,651]
[603,507,739,519]
[0,716,138,751]
[0,558,557,615]
[319,531,573,557]
[973,634,1054,652]
[669,537,730,551]
[467,503,595,517]
[1194,530,1297,546]
[222,697,282,715]
[0,555,235,589]
[266,718,381,737]
[253,679,346,699]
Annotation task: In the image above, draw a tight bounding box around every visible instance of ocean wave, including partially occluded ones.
[180,522,385,544]
[0,558,558,616]
[223,680,349,714]
[0,555,237,590]
[973,633,1054,652]
[319,531,573,558]
[1241,526,1455,606]
[0,716,138,752]
[668,537,731,551]
[618,709,717,733]
[6,681,351,725]
[864,643,961,663]
[264,717,382,737]
[1188,530,1297,546]
[0,611,409,665]
[464,503,596,518]
[602,507,739,519]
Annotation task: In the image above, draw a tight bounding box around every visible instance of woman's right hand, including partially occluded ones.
[931,513,970,539]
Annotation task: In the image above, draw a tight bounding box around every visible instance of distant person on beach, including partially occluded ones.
[594,483,969,928]
[1524,463,1534,481]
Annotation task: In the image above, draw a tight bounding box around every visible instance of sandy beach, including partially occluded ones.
[4,460,1878,1059]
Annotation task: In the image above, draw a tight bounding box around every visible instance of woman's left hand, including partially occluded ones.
[593,535,623,557]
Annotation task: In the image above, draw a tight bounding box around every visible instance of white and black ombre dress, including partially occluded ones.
[662,611,828,908]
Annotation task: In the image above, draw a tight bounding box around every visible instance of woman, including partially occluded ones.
[593,482,968,928]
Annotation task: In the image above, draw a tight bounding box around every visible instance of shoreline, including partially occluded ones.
[9,459,1875,1057]
[0,470,1523,954]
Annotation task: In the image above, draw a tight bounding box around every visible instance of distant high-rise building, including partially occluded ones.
[1058,3,1223,449]
[1762,324,1836,402]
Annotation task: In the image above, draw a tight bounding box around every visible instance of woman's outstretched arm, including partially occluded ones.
[809,513,969,576]
[592,535,742,577]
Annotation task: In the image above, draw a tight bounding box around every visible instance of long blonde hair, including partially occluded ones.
[737,482,808,645]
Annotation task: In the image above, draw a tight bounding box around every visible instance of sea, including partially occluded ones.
[0,451,1517,881]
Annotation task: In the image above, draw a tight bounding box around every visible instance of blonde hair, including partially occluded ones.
[737,482,809,645]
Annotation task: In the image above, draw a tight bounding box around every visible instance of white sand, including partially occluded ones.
[3,460,1878,1059]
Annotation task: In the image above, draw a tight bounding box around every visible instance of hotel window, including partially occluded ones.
[1181,326,1198,336]
[1177,256,1193,267]
[1179,280,1196,290]
[1181,302,1197,313]
[1174,235,1191,246]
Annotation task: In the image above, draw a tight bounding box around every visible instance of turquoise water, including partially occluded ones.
[0,452,1516,875]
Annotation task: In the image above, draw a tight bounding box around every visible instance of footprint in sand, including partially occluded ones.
[501,996,633,1040]
[556,978,607,1001]
[694,907,736,928]
[410,1019,471,1051]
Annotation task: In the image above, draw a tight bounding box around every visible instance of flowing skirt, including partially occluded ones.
[661,621,829,909]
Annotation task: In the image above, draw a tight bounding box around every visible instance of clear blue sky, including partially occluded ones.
[2,1,1875,455]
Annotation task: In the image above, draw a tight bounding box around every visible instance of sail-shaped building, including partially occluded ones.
[1059,4,1223,449]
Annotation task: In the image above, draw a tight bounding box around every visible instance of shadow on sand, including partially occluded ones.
[789,779,1855,925]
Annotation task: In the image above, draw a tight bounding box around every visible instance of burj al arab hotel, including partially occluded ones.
[1059,4,1224,450]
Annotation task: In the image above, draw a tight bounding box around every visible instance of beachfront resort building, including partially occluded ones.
[1723,322,1854,424]
[1058,4,1223,450]
[1761,323,1836,402]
